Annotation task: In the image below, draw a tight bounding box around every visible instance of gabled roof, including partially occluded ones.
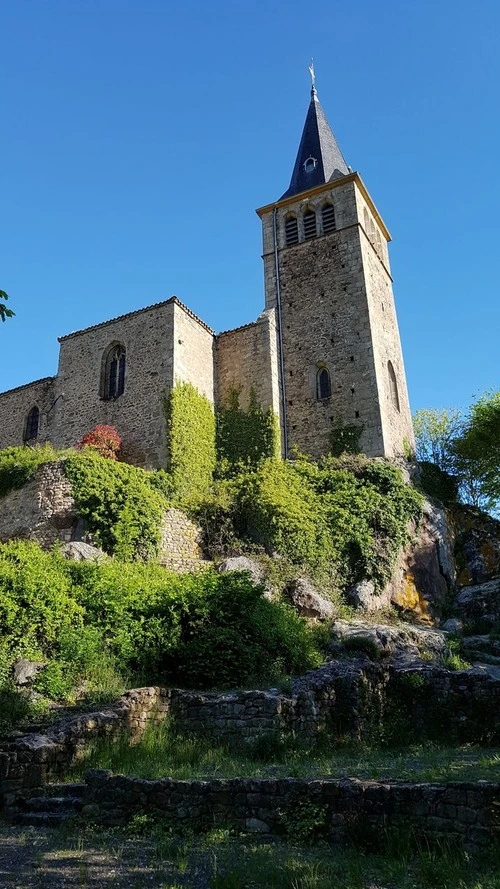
[280,86,349,200]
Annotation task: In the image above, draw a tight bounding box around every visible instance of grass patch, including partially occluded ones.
[45,820,500,888]
[68,719,500,784]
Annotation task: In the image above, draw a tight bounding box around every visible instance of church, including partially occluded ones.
[0,80,414,467]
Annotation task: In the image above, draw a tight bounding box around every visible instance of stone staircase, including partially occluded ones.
[9,782,86,827]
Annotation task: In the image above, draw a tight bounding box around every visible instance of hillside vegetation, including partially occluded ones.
[0,440,421,730]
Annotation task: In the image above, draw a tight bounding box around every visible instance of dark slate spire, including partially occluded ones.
[280,84,349,200]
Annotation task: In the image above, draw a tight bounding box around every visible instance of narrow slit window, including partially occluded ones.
[388,361,400,412]
[24,406,39,441]
[285,216,299,246]
[316,368,331,400]
[303,209,317,240]
[321,203,336,234]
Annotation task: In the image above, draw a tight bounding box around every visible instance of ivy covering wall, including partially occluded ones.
[217,387,280,471]
[164,381,216,505]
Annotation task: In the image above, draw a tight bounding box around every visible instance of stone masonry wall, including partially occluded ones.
[0,377,56,451]
[258,174,413,459]
[0,462,77,547]
[172,301,215,404]
[84,771,499,851]
[159,507,207,571]
[216,310,281,420]
[54,300,177,468]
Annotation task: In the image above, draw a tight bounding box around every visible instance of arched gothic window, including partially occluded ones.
[316,367,332,400]
[388,361,400,412]
[303,209,317,240]
[321,203,336,234]
[285,215,299,247]
[24,406,40,441]
[103,343,126,400]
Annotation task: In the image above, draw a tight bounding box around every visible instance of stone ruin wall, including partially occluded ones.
[1,681,499,850]
[0,462,206,570]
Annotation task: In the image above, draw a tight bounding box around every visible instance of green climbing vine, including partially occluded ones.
[164,381,216,505]
[217,386,280,472]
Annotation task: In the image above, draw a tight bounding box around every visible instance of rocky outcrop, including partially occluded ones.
[449,505,500,586]
[217,556,266,585]
[383,500,454,621]
[330,620,448,663]
[452,579,500,626]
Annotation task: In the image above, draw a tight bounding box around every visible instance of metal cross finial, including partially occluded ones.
[308,58,316,88]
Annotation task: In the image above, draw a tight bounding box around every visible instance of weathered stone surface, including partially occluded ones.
[0,463,77,548]
[453,579,500,623]
[285,577,335,620]
[12,659,45,687]
[449,505,500,587]
[331,620,448,662]
[384,500,455,621]
[60,541,106,563]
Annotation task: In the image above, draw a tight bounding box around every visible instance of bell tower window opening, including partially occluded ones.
[103,343,126,400]
[303,156,317,173]
[316,367,331,400]
[24,406,40,442]
[321,203,336,234]
[388,361,400,412]
[284,215,299,247]
[303,209,317,241]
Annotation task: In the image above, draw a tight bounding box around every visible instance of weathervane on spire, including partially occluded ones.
[308,58,316,88]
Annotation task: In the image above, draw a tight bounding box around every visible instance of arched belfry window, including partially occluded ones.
[321,203,336,234]
[102,343,126,400]
[24,406,40,442]
[316,367,332,400]
[388,361,400,412]
[303,209,317,240]
[285,215,299,247]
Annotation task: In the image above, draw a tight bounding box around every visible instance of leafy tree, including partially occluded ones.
[77,424,122,460]
[453,391,500,511]
[413,408,463,473]
[0,290,14,323]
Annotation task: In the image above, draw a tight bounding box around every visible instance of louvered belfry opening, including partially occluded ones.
[303,209,317,240]
[322,203,336,234]
[285,216,299,246]
[24,406,40,441]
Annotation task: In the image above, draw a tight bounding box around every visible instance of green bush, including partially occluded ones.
[231,455,422,592]
[63,451,167,560]
[0,443,60,498]
[164,381,216,505]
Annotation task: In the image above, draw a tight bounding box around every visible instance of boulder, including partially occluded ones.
[441,618,463,634]
[346,579,389,612]
[217,556,266,586]
[12,659,45,687]
[284,577,335,620]
[60,541,106,563]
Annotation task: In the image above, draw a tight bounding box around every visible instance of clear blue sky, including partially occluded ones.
[1,0,499,414]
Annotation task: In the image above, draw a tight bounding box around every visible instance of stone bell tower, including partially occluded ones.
[256,78,414,459]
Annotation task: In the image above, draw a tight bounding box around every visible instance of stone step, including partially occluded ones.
[11,811,67,828]
[17,795,83,813]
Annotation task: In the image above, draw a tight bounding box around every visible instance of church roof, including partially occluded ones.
[280,86,349,200]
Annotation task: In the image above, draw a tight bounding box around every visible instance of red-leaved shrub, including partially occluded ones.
[76,425,122,460]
